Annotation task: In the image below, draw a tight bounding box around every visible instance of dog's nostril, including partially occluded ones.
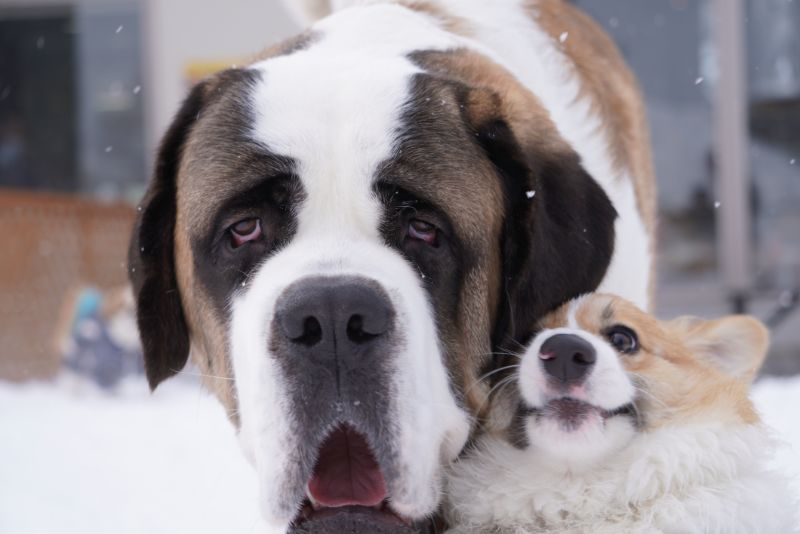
[572,350,596,366]
[274,276,394,354]
[294,316,323,346]
[346,314,379,344]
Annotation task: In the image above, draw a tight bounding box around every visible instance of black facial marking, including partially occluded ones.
[375,181,465,323]
[491,140,617,352]
[193,170,304,314]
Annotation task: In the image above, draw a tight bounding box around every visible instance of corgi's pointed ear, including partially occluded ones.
[672,315,770,383]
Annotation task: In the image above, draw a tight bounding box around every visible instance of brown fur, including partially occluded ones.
[414,50,572,157]
[396,0,473,35]
[530,1,657,233]
[529,0,658,302]
[249,31,317,64]
[173,225,238,418]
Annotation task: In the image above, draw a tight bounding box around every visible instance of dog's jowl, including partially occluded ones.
[129,0,656,532]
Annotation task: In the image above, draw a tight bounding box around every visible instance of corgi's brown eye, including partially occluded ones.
[605,325,639,354]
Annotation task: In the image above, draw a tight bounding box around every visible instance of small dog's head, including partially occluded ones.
[506,293,769,470]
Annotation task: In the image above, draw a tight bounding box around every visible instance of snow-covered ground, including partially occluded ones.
[1,373,799,533]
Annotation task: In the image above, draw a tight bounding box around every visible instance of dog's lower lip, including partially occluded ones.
[525,398,635,421]
[296,500,411,526]
[602,403,635,419]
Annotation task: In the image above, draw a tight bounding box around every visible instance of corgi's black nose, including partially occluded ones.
[539,333,596,384]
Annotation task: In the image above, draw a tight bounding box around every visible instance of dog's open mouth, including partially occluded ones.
[293,424,410,529]
[534,398,636,430]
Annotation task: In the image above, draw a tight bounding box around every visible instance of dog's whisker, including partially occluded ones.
[628,378,669,410]
[464,364,520,397]
[477,350,525,361]
[179,371,235,381]
[472,374,518,429]
[506,337,530,353]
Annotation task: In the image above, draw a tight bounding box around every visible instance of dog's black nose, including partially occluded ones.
[539,333,596,384]
[275,276,394,357]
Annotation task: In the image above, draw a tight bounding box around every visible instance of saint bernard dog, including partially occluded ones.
[444,294,797,533]
[128,0,656,532]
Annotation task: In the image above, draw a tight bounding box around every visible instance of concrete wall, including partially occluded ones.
[141,0,300,160]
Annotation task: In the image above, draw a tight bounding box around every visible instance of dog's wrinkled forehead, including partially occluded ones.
[249,56,408,238]
[247,9,447,205]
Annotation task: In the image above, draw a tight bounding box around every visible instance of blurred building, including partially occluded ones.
[0,0,798,378]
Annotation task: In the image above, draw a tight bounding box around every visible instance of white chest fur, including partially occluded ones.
[444,424,797,533]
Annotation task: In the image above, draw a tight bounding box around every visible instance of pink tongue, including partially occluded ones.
[308,425,387,508]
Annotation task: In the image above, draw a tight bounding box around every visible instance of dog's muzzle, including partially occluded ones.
[270,275,411,529]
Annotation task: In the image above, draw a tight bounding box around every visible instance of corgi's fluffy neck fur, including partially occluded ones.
[446,423,794,533]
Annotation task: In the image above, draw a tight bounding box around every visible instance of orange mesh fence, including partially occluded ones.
[0,189,136,381]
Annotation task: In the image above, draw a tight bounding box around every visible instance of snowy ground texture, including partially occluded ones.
[1,373,799,533]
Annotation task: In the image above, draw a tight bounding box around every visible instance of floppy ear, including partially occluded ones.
[462,91,617,346]
[129,81,210,390]
[669,315,770,383]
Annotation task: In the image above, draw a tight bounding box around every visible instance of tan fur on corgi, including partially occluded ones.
[444,294,797,533]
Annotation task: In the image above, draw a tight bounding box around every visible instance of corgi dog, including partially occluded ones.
[444,293,797,533]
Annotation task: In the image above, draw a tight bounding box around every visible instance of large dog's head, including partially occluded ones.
[129,5,615,532]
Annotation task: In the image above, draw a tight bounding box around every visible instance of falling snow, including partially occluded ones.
[133,85,141,94]
[559,32,569,43]
[526,190,536,199]
[105,146,113,153]
[695,77,704,85]
[714,201,721,208]
[0,375,796,533]
[115,25,124,34]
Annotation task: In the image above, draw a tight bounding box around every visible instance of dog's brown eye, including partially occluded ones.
[229,218,262,248]
[605,325,639,354]
[408,218,438,246]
